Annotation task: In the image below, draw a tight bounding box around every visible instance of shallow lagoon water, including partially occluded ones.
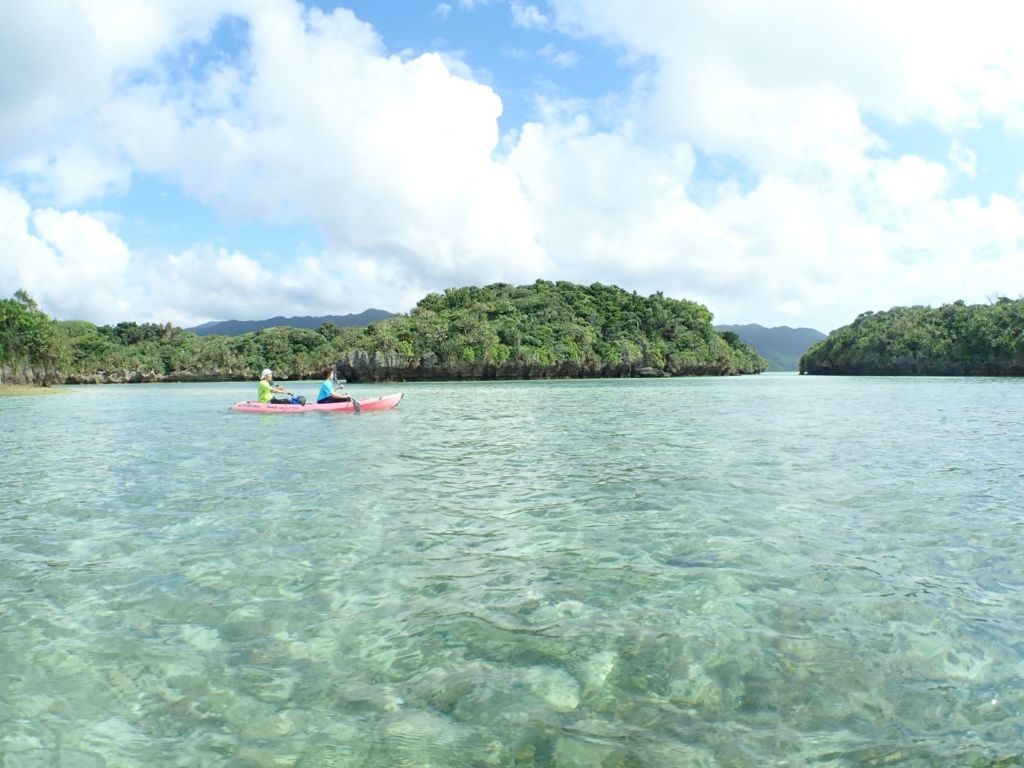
[2,375,1023,766]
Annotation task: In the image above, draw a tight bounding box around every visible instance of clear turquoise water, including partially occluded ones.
[2,375,1023,766]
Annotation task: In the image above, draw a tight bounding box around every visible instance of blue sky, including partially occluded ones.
[1,0,1022,330]
[337,0,633,129]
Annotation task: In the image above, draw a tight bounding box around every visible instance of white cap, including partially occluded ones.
[261,368,273,379]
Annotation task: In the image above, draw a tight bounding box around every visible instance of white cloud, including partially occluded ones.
[949,140,977,178]
[504,105,1024,329]
[11,145,132,206]
[868,156,950,213]
[2,1,552,323]
[515,0,1024,324]
[541,0,1024,203]
[100,4,550,288]
[0,186,427,324]
[537,43,579,69]
[550,0,1024,132]
[434,3,453,20]
[151,246,368,323]
[511,2,549,30]
[0,186,134,322]
[0,0,241,159]
[3,0,1024,333]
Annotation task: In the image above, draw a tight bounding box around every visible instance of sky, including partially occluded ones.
[2,0,1024,332]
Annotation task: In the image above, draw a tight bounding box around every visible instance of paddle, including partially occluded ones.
[337,382,361,413]
[327,386,361,413]
[329,365,361,413]
[267,383,303,405]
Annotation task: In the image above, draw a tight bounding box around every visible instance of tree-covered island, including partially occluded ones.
[801,298,1024,375]
[2,281,767,385]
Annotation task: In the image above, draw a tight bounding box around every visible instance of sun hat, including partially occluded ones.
[261,368,273,379]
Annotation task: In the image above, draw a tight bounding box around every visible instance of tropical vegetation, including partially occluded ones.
[0,291,67,383]
[801,298,1024,375]
[1,281,767,384]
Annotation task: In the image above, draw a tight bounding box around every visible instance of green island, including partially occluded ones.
[801,298,1024,375]
[1,281,766,386]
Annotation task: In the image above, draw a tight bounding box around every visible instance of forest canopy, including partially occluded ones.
[1,281,767,384]
[801,298,1024,375]
[0,290,67,380]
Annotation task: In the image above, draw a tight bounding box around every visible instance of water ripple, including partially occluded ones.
[3,377,1024,765]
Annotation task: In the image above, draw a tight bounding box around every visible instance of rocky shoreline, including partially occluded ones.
[800,354,1024,376]
[1,363,62,387]
[5,351,753,387]
[333,350,740,382]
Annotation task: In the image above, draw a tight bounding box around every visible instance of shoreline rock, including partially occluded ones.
[335,350,752,382]
[802,354,1024,376]
[8,354,759,387]
[1,362,61,387]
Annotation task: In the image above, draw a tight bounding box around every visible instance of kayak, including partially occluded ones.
[231,393,403,413]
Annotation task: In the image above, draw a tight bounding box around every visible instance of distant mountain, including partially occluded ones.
[715,323,826,371]
[189,309,395,336]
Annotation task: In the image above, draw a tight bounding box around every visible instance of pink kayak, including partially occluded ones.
[231,393,403,413]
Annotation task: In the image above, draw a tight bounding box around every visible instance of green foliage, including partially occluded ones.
[801,298,1024,375]
[352,280,765,376]
[317,321,340,340]
[3,282,767,383]
[0,291,66,369]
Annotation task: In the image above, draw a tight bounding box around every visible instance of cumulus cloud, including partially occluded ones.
[0,0,240,161]
[3,0,553,323]
[526,0,1024,323]
[104,3,550,289]
[0,186,427,325]
[949,140,977,178]
[511,2,550,30]
[3,0,1024,331]
[503,101,1024,328]
[11,145,132,206]
[549,0,1024,133]
[537,43,579,68]
[0,186,133,322]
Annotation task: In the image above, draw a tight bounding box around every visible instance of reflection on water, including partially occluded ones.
[2,376,1024,766]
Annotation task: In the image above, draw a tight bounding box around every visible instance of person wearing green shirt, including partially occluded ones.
[258,368,292,404]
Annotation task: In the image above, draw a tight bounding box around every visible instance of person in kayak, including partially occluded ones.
[316,367,353,405]
[258,368,295,404]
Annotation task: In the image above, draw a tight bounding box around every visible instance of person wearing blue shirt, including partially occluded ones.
[317,368,352,404]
